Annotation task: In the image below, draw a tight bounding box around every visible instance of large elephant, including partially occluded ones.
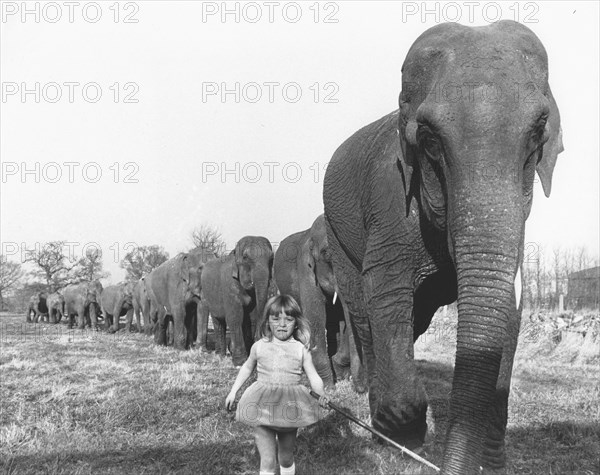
[323,21,562,474]
[273,214,364,391]
[46,292,65,323]
[63,280,103,330]
[100,282,138,333]
[132,278,152,335]
[25,292,48,323]
[198,236,273,366]
[145,253,204,350]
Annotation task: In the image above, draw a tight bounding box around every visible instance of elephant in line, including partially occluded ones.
[145,252,204,350]
[63,280,103,330]
[133,278,152,335]
[273,214,364,392]
[46,292,65,324]
[100,282,138,333]
[323,21,562,474]
[198,236,273,366]
[25,292,48,323]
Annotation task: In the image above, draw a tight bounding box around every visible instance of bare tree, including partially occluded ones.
[72,247,109,282]
[24,241,74,291]
[120,245,170,282]
[190,224,227,258]
[0,255,24,311]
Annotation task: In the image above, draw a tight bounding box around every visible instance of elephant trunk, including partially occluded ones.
[442,180,523,474]
[251,270,271,339]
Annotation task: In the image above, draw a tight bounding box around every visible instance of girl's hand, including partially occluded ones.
[225,391,237,411]
[318,394,330,409]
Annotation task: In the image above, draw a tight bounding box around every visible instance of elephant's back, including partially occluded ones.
[200,256,232,312]
[323,110,401,265]
[274,229,307,298]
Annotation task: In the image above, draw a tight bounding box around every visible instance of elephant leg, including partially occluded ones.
[335,280,367,393]
[77,307,86,329]
[154,307,168,346]
[332,320,351,379]
[143,299,153,335]
[186,303,197,348]
[172,304,187,350]
[483,301,522,469]
[124,308,134,332]
[227,308,249,366]
[133,306,142,333]
[87,304,97,329]
[212,316,227,357]
[197,302,210,351]
[109,302,121,333]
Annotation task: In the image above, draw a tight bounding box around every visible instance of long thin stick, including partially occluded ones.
[310,391,440,472]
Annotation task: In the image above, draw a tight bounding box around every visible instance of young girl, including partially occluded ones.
[225,295,330,475]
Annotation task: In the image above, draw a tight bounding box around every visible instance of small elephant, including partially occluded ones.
[132,278,152,335]
[323,21,562,473]
[63,280,103,330]
[274,214,365,392]
[26,292,48,323]
[145,252,204,350]
[198,236,273,366]
[46,292,65,324]
[100,282,137,333]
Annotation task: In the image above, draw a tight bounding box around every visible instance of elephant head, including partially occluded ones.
[180,252,204,300]
[232,236,273,339]
[86,280,103,319]
[305,215,336,298]
[395,21,562,472]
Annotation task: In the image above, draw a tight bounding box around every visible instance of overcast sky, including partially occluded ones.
[1,1,598,283]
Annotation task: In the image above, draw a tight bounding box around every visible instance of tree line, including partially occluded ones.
[0,225,226,312]
[1,236,597,313]
[522,245,599,310]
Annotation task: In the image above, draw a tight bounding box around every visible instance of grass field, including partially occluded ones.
[1,311,598,475]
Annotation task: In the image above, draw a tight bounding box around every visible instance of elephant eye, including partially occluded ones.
[418,128,443,163]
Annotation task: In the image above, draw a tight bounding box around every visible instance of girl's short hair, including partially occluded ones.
[256,294,311,348]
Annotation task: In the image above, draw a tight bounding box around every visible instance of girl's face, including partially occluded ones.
[268,310,295,341]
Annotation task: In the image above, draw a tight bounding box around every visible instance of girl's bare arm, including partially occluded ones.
[225,345,258,410]
[302,347,329,407]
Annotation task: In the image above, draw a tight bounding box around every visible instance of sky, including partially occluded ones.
[1,1,599,284]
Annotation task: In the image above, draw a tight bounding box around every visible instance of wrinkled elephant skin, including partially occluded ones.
[198,236,273,366]
[63,281,103,330]
[46,292,65,324]
[274,214,365,392]
[133,278,152,335]
[26,292,48,323]
[323,21,562,474]
[146,252,204,350]
[100,282,137,333]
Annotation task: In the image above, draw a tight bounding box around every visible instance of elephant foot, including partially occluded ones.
[332,356,351,381]
[482,430,507,470]
[351,376,367,394]
[124,325,132,333]
[372,405,428,451]
[108,327,118,334]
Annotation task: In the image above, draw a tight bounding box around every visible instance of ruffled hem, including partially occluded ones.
[235,381,325,428]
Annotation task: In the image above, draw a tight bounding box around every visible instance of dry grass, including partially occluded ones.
[1,310,598,474]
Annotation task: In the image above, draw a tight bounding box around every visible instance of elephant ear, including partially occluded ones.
[231,244,242,279]
[398,41,448,217]
[179,254,191,283]
[304,238,320,286]
[537,87,563,197]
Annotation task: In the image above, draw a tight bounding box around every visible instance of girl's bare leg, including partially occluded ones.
[255,426,277,473]
[277,429,298,469]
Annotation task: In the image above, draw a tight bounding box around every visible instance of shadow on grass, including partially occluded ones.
[1,442,254,475]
